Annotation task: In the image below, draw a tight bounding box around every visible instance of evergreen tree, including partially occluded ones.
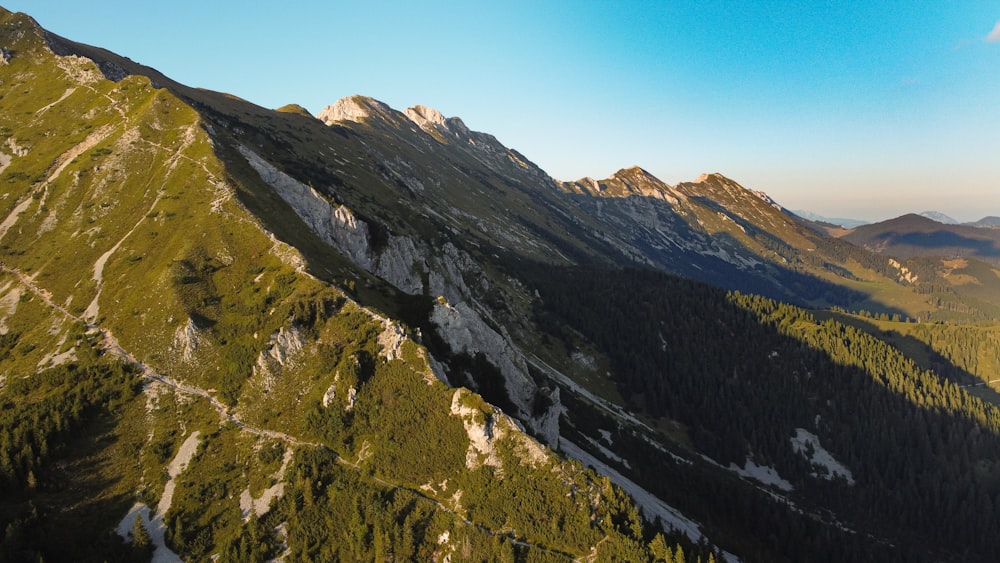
[130,516,153,561]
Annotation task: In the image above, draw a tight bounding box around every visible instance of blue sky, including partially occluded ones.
[7,1,999,222]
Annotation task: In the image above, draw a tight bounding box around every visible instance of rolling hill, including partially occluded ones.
[842,213,1000,265]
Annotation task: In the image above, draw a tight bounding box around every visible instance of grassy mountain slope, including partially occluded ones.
[4,5,1000,562]
[0,8,696,562]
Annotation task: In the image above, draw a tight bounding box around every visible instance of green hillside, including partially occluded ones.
[0,8,701,562]
[2,5,1000,562]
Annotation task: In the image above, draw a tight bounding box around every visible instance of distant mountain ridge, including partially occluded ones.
[918,211,1000,228]
[919,211,958,224]
[842,213,1000,264]
[792,210,869,229]
[967,216,1000,229]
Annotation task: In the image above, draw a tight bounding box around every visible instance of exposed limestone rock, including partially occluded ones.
[0,282,22,335]
[0,46,11,64]
[321,376,338,408]
[240,144,560,442]
[375,236,425,294]
[241,144,429,293]
[432,301,560,446]
[563,166,684,204]
[377,321,407,361]
[173,318,199,362]
[450,389,504,473]
[240,446,294,520]
[888,258,918,283]
[37,329,76,368]
[373,152,426,193]
[264,326,304,367]
[345,386,357,411]
[570,350,597,371]
[6,138,29,157]
[253,325,305,392]
[404,104,446,130]
[404,104,471,141]
[427,242,474,304]
[317,95,396,125]
[321,372,357,411]
[268,235,307,273]
[239,144,375,269]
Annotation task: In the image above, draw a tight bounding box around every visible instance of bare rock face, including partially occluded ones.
[239,143,562,446]
[450,389,505,472]
[404,105,471,140]
[431,300,560,446]
[238,144,375,270]
[317,95,396,125]
[173,318,200,362]
[238,144,472,299]
[263,326,304,367]
[404,104,446,130]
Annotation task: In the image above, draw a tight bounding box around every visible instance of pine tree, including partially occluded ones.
[649,533,670,562]
[131,515,153,560]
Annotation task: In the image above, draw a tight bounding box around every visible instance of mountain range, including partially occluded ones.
[840,214,1000,266]
[3,7,1000,562]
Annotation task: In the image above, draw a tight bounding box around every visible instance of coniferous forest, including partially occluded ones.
[529,266,1000,562]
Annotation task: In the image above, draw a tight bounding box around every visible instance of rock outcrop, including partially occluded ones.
[317,95,398,125]
[239,144,562,445]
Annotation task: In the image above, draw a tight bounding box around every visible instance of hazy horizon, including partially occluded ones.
[6,1,998,223]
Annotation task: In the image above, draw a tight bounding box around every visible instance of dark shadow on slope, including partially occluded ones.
[522,262,1000,563]
[560,192,884,314]
[1,411,138,563]
[884,230,1000,260]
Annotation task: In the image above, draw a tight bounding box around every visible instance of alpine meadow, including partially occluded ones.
[2,6,1000,562]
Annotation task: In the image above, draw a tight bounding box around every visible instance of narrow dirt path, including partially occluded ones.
[2,261,591,558]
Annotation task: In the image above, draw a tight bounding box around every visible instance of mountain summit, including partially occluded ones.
[317,94,396,124]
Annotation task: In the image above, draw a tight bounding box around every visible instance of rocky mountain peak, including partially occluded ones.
[405,104,471,139]
[404,104,446,128]
[561,166,682,202]
[693,172,729,184]
[612,165,658,183]
[687,172,753,195]
[317,95,394,125]
[919,211,958,225]
[685,173,784,212]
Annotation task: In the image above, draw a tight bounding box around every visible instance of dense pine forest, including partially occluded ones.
[529,265,1000,562]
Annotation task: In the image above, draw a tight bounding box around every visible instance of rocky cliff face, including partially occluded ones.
[317,94,398,125]
[237,143,563,445]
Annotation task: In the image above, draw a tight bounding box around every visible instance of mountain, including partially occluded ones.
[966,216,1000,229]
[791,210,869,229]
[0,9,680,562]
[4,7,1000,562]
[919,211,958,224]
[842,213,1000,265]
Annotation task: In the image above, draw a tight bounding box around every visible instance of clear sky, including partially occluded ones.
[5,1,999,222]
